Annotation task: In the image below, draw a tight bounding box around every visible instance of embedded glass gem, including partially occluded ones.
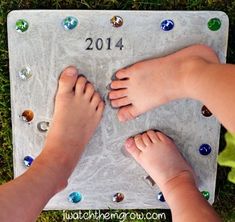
[161,19,174,31]
[23,155,34,167]
[63,16,78,30]
[68,192,82,203]
[110,16,123,27]
[16,19,29,32]
[157,192,165,202]
[21,110,34,122]
[201,105,212,117]
[112,192,124,202]
[208,18,221,31]
[18,67,32,80]
[199,144,212,155]
[201,191,210,200]
[37,121,50,132]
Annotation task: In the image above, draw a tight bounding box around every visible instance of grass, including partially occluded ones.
[0,0,235,221]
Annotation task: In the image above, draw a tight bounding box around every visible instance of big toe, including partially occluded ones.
[117,105,138,122]
[125,137,141,160]
[58,66,78,94]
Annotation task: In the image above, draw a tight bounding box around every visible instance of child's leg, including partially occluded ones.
[109,44,235,133]
[0,67,104,222]
[109,44,218,121]
[125,130,221,222]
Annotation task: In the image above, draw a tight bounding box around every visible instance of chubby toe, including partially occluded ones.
[58,66,78,94]
[110,80,129,89]
[84,83,95,100]
[109,89,128,100]
[146,130,160,143]
[117,105,138,122]
[116,69,130,79]
[134,134,146,151]
[142,133,152,146]
[91,92,101,108]
[75,76,87,94]
[125,137,141,160]
[111,97,131,108]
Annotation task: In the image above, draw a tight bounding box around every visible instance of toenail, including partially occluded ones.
[125,138,134,148]
[64,67,78,76]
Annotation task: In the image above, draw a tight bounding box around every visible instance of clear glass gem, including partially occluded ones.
[201,105,212,117]
[157,192,165,202]
[201,191,210,200]
[161,19,174,31]
[110,16,123,27]
[18,67,32,80]
[112,192,124,202]
[63,16,78,30]
[68,192,82,203]
[16,19,29,32]
[21,110,34,122]
[37,121,50,132]
[23,155,34,167]
[208,18,221,31]
[199,144,212,155]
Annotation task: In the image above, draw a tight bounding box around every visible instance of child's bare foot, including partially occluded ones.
[41,66,104,178]
[125,130,195,192]
[109,44,219,122]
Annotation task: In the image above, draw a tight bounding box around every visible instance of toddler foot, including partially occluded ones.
[109,44,219,122]
[125,130,195,192]
[43,66,104,174]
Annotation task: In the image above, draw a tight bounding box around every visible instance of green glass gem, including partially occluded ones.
[16,19,29,32]
[208,18,221,31]
[201,191,210,200]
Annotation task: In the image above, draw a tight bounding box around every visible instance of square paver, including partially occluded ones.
[8,10,228,209]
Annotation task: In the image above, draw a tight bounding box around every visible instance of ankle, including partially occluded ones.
[161,171,196,202]
[180,56,211,100]
[160,56,197,101]
[33,149,74,192]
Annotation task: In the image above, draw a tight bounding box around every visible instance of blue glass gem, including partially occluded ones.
[63,16,78,30]
[23,156,34,167]
[157,192,165,202]
[199,144,212,155]
[161,19,174,31]
[68,192,82,203]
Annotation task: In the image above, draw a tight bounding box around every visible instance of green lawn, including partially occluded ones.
[0,0,235,221]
